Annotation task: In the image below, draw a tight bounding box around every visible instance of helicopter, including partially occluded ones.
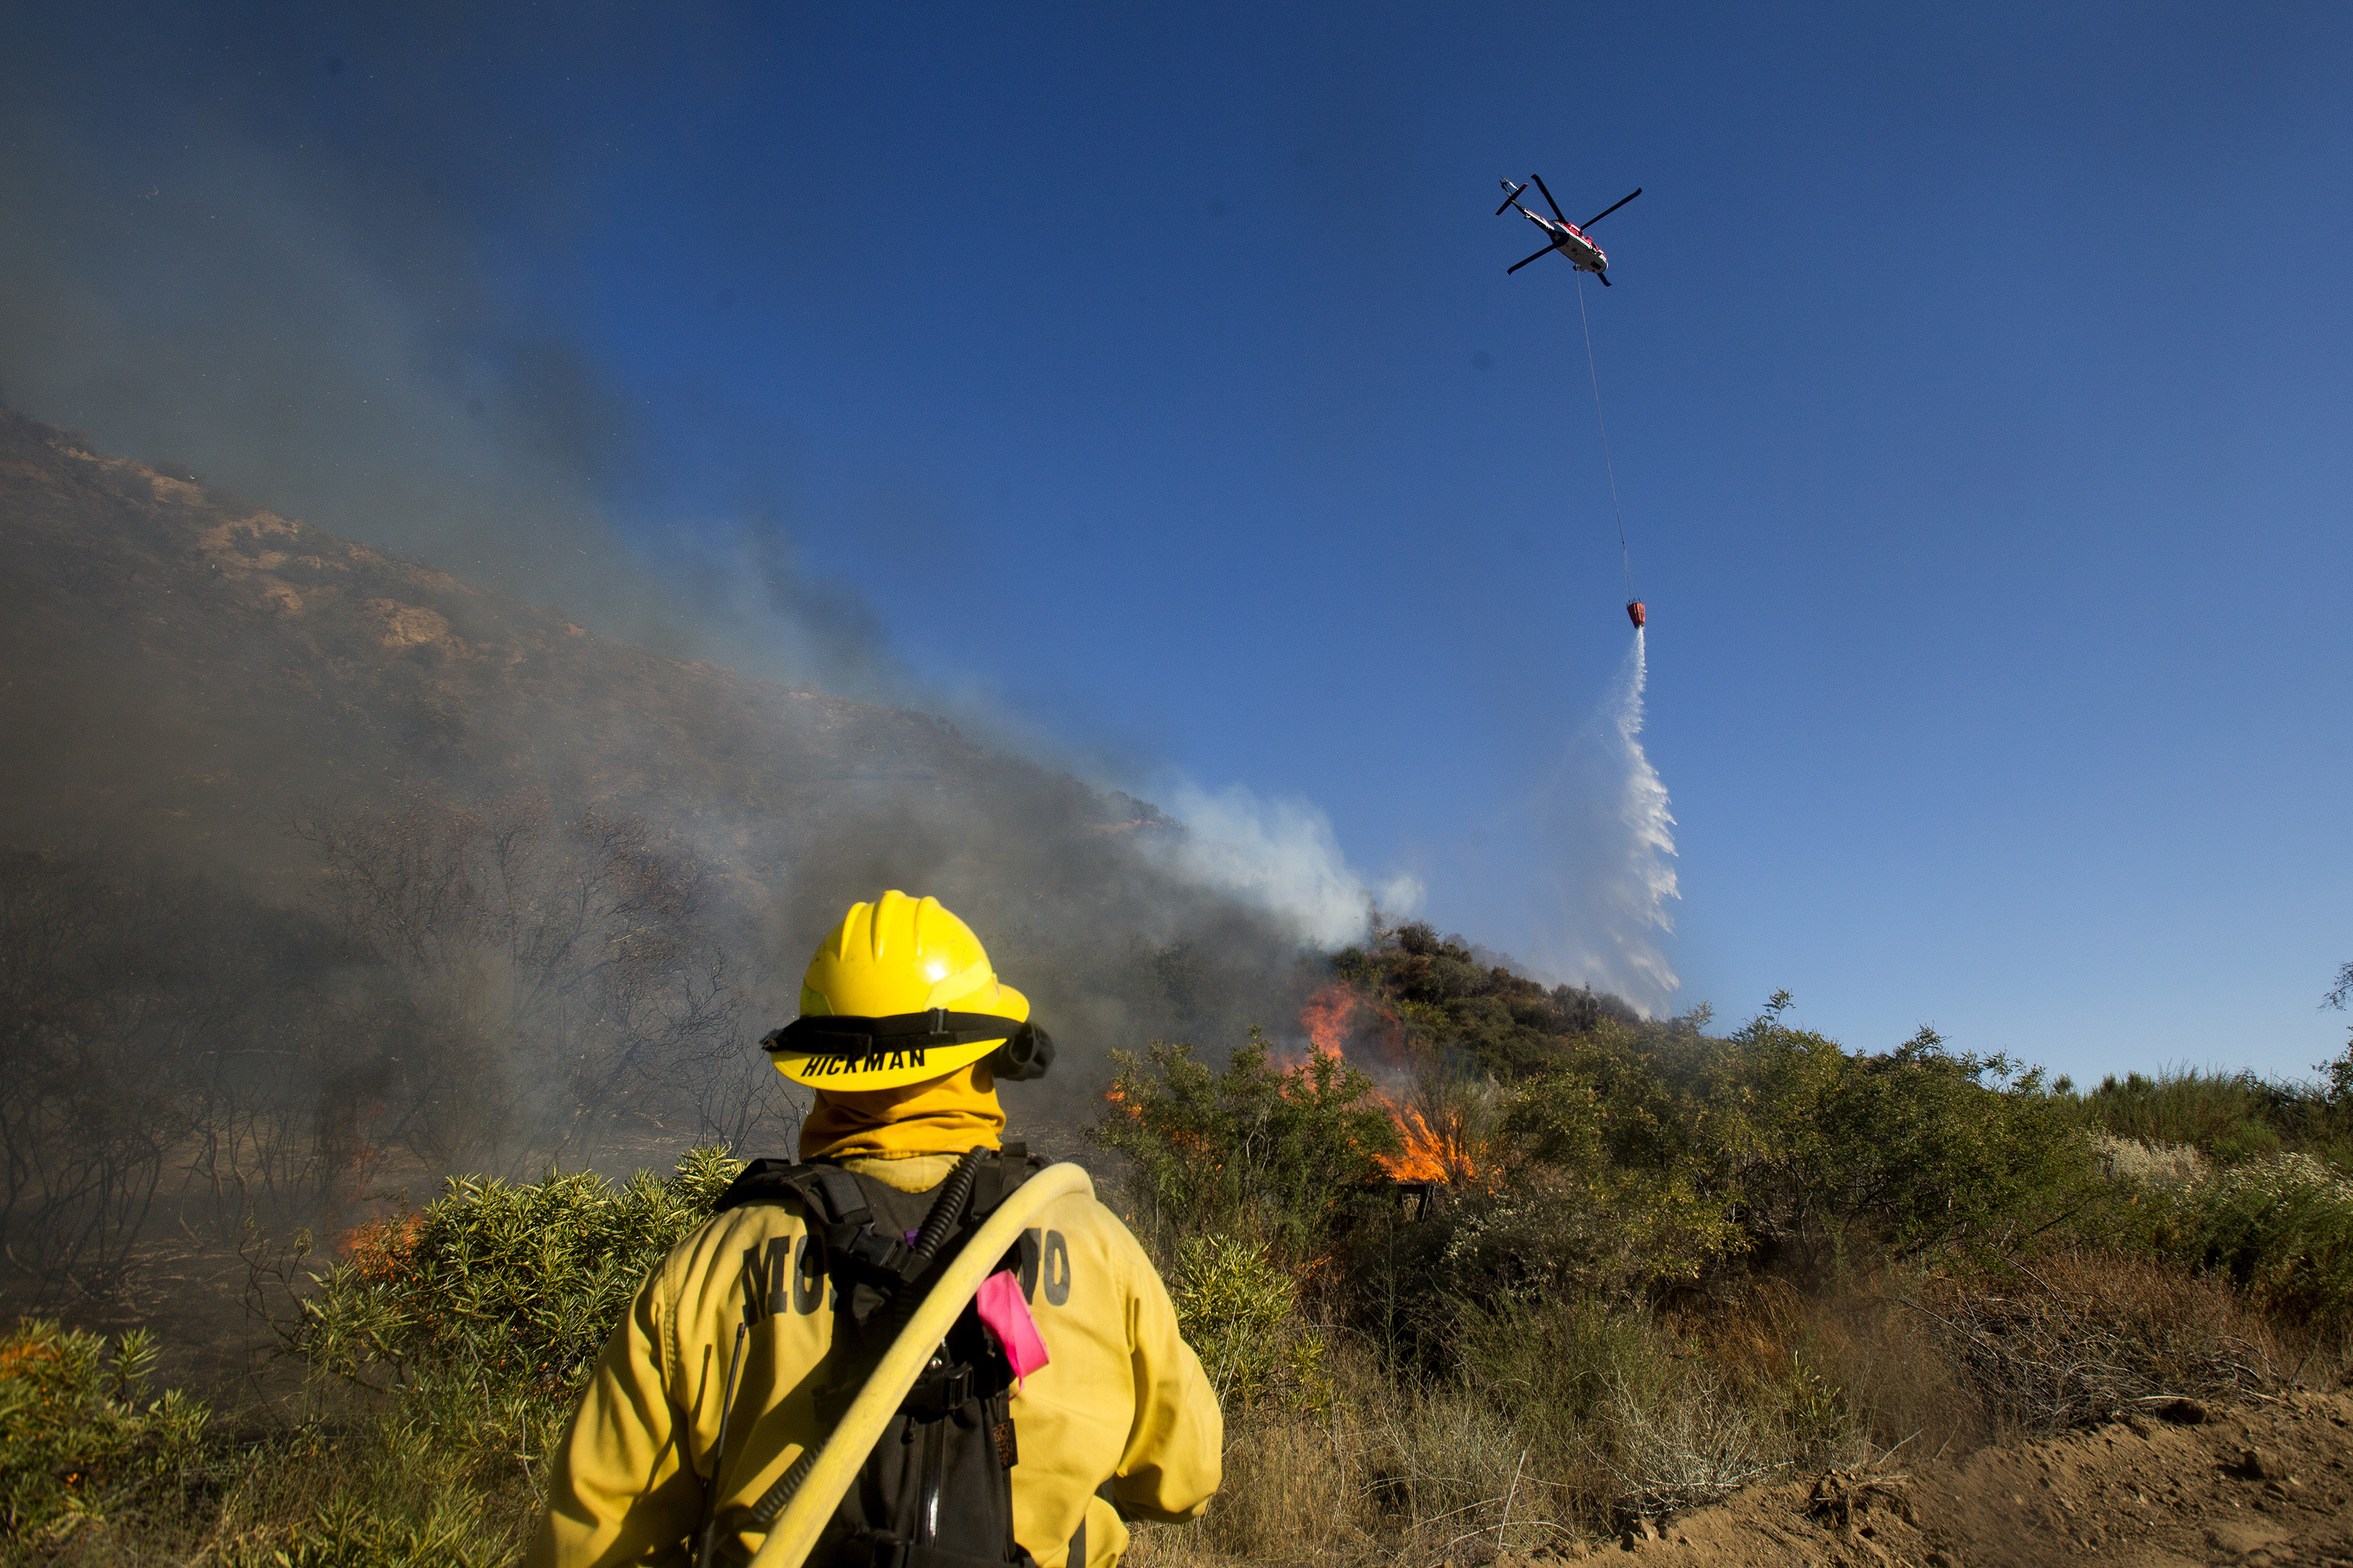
[1497,175,1641,284]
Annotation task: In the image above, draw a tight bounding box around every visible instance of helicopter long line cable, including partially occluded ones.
[1574,273,1634,601]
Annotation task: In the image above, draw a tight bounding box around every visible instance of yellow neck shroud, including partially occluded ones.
[798,1061,1006,1161]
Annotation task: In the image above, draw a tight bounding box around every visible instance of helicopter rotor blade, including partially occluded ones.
[1595,269,1613,286]
[1506,243,1559,275]
[1580,188,1642,228]
[1494,180,1527,216]
[1529,173,1568,224]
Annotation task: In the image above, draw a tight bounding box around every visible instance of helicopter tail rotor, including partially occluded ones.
[1495,179,1528,216]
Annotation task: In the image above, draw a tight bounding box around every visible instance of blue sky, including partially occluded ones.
[5,2,2348,1082]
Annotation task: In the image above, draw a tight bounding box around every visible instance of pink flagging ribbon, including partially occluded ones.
[975,1269,1049,1389]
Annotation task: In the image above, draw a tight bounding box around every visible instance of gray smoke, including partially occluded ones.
[0,2,1428,1248]
[0,9,1409,948]
[0,14,896,695]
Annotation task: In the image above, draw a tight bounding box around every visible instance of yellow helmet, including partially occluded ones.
[764,891,1049,1091]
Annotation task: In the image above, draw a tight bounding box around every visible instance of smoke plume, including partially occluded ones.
[0,13,1409,970]
[1155,781,1425,949]
[0,4,1418,1246]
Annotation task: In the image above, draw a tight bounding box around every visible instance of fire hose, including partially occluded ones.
[744,1161,1097,1568]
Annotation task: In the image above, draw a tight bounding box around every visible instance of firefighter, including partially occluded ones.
[529,891,1222,1568]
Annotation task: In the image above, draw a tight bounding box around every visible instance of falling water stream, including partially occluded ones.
[1610,628,1680,992]
[1537,627,1681,1013]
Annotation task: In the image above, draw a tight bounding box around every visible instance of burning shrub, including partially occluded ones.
[1342,1024,1737,1355]
[289,1144,744,1417]
[1345,996,2107,1395]
[1351,1153,1744,1380]
[1088,1028,1398,1259]
[0,1320,209,1549]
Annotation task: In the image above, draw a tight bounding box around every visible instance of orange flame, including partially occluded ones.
[336,1211,423,1275]
[1300,984,1358,1060]
[1375,1101,1477,1184]
[1101,1082,1208,1148]
[1297,984,1478,1185]
[1095,988,1481,1187]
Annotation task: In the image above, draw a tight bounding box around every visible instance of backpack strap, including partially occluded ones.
[966,1144,1050,1225]
[713,1144,1059,1290]
[714,1158,921,1282]
[709,1156,803,1212]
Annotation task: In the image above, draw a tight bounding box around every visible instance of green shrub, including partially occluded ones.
[2319,1039,2353,1106]
[1088,1028,1398,1258]
[1705,1002,2093,1270]
[2160,1153,2353,1341]
[2064,1068,2351,1173]
[1415,999,2091,1312]
[1168,1233,1329,1412]
[1350,1017,1745,1362]
[1353,1160,1742,1374]
[291,1144,742,1422]
[0,1148,752,1566]
[1329,922,1639,1080]
[1500,1022,1707,1178]
[0,1320,209,1550]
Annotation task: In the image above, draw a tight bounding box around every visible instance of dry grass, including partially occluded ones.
[2088,1133,2211,1189]
[1689,1275,1988,1464]
[1908,1250,2281,1435]
[1133,1318,1798,1567]
[1126,1249,2309,1568]
[1128,1358,1544,1568]
[1595,1370,1780,1523]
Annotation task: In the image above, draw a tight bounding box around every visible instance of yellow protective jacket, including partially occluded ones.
[528,1154,1221,1568]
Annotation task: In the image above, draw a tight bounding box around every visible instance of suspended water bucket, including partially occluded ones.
[1625,600,1646,629]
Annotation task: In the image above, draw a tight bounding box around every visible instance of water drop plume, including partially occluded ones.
[1533,628,1680,1013]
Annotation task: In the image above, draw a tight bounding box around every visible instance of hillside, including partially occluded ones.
[2,409,1129,895]
[0,408,1327,1320]
[0,406,1304,1045]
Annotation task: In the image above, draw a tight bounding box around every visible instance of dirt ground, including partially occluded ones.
[1523,1390,2353,1568]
